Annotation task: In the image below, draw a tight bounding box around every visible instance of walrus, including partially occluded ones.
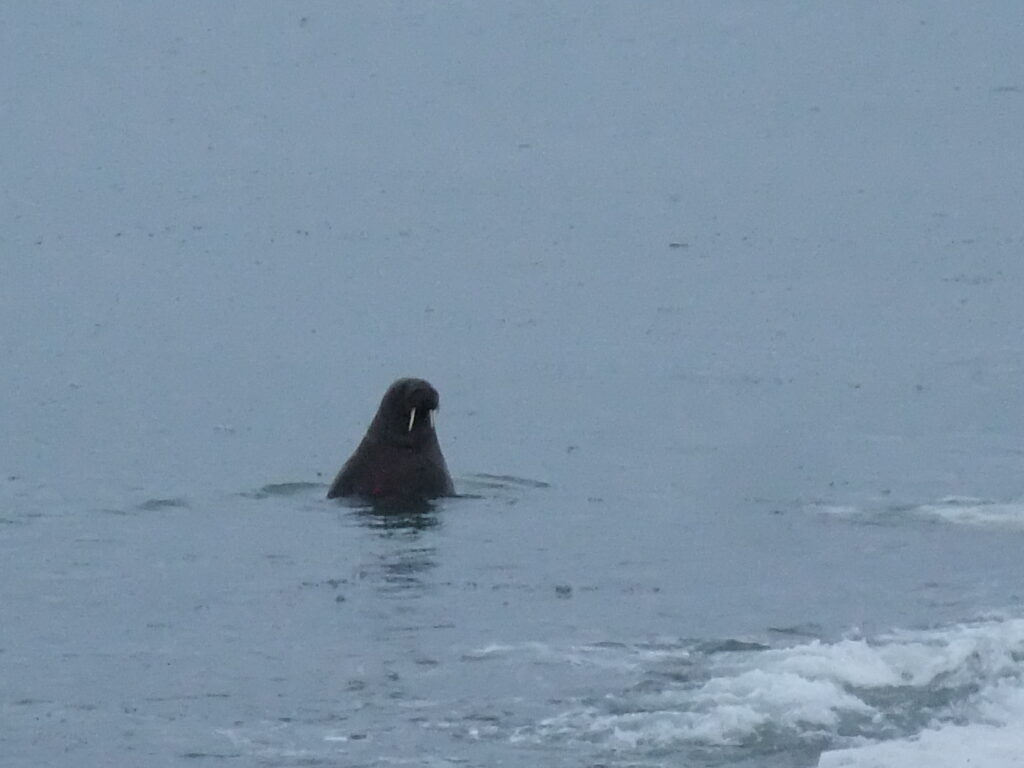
[327,378,455,500]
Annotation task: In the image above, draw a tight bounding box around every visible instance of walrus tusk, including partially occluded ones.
[429,410,435,429]
[408,408,417,432]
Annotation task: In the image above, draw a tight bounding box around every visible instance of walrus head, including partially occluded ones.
[367,377,442,445]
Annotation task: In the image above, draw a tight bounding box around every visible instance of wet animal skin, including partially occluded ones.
[327,378,455,500]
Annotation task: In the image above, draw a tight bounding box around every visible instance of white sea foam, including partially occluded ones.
[818,721,1024,768]
[912,496,1024,530]
[818,674,1024,767]
[807,496,1024,531]
[501,617,1024,761]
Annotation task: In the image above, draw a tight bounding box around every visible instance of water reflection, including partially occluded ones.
[363,545,439,596]
[351,496,441,532]
[340,498,446,598]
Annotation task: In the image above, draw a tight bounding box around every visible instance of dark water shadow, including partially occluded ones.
[460,473,551,490]
[349,496,442,532]
[455,473,552,504]
[695,638,772,654]
[240,482,326,500]
[136,497,190,511]
[767,623,825,640]
[324,493,448,533]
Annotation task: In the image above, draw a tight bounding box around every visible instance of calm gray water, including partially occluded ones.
[3,3,1024,766]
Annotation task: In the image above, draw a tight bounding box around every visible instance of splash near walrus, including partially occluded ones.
[327,378,455,500]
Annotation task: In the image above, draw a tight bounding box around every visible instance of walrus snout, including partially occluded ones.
[404,382,440,411]
[393,379,440,433]
[405,404,437,432]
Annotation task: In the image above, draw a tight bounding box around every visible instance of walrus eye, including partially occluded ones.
[407,408,417,432]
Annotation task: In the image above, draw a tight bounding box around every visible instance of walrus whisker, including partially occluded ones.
[408,408,417,432]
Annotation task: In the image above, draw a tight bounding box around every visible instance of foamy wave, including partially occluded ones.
[500,618,1024,761]
[818,675,1024,767]
[522,668,871,749]
[806,496,1024,531]
[912,496,1024,530]
[820,716,1024,768]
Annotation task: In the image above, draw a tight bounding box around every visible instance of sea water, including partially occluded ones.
[5,481,1024,767]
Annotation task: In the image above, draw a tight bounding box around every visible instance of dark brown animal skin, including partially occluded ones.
[327,378,455,500]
